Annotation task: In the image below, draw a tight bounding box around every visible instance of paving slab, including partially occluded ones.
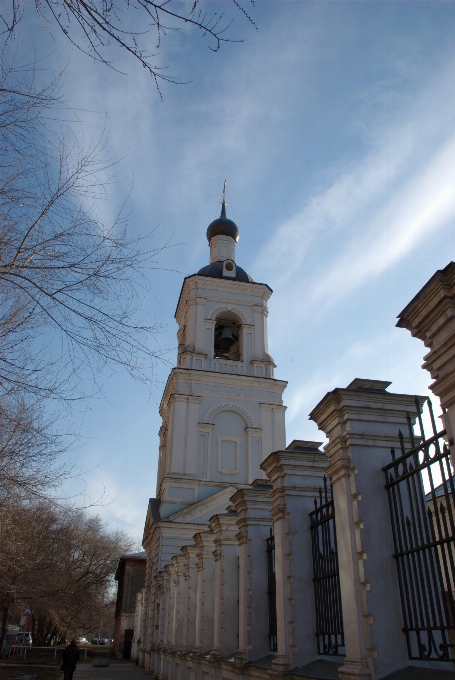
[74,663,151,680]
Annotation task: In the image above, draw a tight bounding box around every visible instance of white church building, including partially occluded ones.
[134,200,455,680]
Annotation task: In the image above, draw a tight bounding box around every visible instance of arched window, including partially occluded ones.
[214,311,242,361]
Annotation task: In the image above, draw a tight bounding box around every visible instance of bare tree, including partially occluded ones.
[0,394,70,506]
[0,52,165,403]
[1,0,256,94]
[0,500,134,649]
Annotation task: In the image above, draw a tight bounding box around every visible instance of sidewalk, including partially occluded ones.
[74,662,150,680]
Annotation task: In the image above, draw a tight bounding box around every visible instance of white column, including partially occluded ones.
[181,545,199,652]
[194,297,207,353]
[193,531,216,655]
[157,571,168,649]
[185,397,202,476]
[253,304,265,359]
[260,404,286,460]
[310,379,423,680]
[168,396,188,474]
[242,323,254,369]
[204,319,216,369]
[163,564,176,650]
[261,443,327,671]
[172,554,187,652]
[209,513,239,659]
[245,427,263,483]
[230,484,273,663]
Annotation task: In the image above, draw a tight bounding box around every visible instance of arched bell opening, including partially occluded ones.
[214,311,242,361]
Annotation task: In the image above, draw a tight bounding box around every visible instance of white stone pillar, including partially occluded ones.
[181,545,199,653]
[242,323,254,369]
[253,304,266,359]
[259,404,286,461]
[397,262,455,465]
[156,571,168,649]
[209,512,239,659]
[230,483,273,663]
[185,397,202,476]
[194,296,207,354]
[204,319,216,369]
[163,564,176,650]
[157,570,170,680]
[309,379,423,680]
[168,395,188,475]
[193,531,216,655]
[172,554,187,652]
[260,442,327,671]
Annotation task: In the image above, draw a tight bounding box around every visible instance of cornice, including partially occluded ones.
[396,261,455,342]
[230,488,272,510]
[194,530,215,550]
[209,513,239,535]
[260,450,327,481]
[160,367,287,415]
[309,386,424,435]
[175,275,273,323]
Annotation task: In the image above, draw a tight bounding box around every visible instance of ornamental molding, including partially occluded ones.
[207,304,248,324]
[203,401,254,428]
[175,276,272,323]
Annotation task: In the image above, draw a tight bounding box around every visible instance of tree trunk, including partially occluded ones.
[0,604,9,655]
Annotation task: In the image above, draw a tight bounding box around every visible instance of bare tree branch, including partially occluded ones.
[1,0,256,96]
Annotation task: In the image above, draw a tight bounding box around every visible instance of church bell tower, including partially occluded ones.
[156,195,287,518]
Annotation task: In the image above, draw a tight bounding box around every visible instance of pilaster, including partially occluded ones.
[172,554,187,652]
[230,483,273,664]
[181,545,199,653]
[209,512,240,659]
[193,531,216,655]
[163,564,176,651]
[261,442,327,671]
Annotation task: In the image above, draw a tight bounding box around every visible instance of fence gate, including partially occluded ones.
[383,396,455,661]
[266,529,277,652]
[309,476,345,656]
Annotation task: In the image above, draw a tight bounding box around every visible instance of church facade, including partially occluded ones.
[135,201,455,680]
[140,200,291,669]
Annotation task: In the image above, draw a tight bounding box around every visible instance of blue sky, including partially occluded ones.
[14,1,455,543]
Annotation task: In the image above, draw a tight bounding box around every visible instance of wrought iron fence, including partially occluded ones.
[383,396,455,661]
[309,476,345,656]
[266,529,277,652]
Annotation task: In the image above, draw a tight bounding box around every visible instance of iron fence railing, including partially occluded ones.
[383,396,455,661]
[266,529,277,652]
[309,476,345,656]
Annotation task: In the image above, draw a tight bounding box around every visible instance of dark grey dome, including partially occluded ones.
[197,261,253,282]
[206,202,239,243]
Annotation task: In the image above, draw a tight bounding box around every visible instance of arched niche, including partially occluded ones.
[213,310,242,361]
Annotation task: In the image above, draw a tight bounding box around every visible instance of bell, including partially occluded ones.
[217,326,237,349]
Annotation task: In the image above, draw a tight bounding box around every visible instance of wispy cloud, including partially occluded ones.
[254,56,455,332]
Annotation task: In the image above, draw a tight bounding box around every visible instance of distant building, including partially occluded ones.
[113,551,146,659]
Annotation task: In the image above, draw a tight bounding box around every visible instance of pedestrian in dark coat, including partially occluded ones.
[62,638,80,680]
